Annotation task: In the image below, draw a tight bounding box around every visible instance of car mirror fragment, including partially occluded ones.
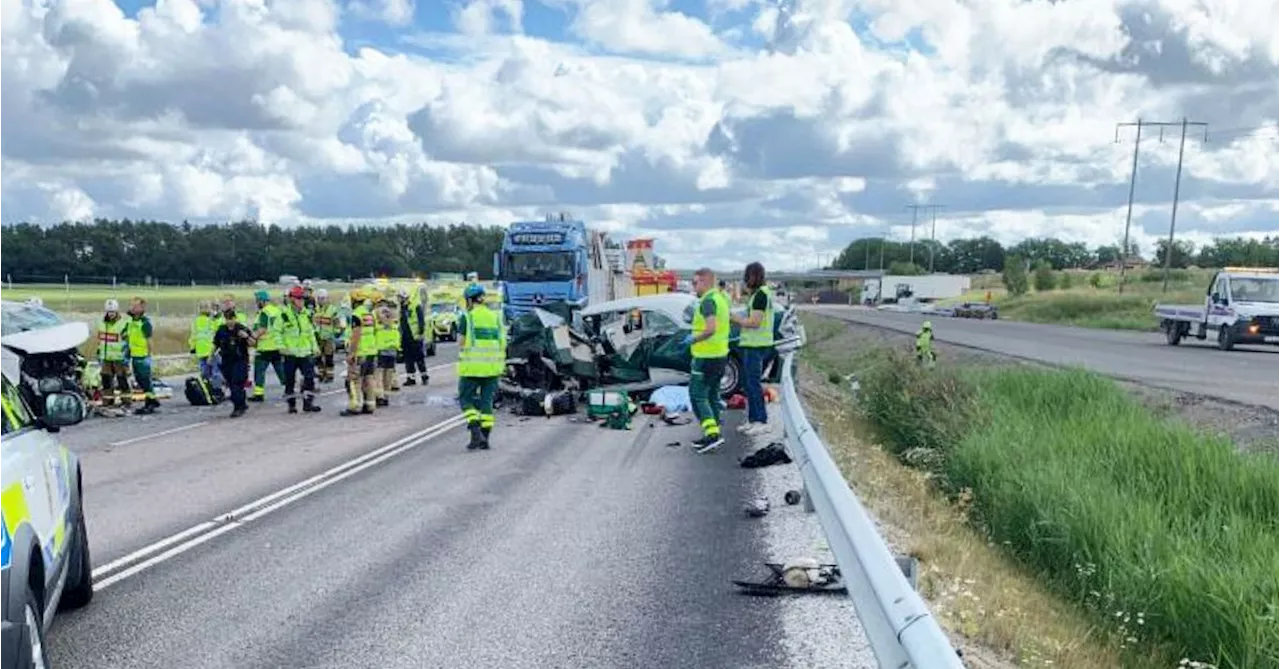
[43,392,88,428]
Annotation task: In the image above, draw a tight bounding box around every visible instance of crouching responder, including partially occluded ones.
[190,300,222,392]
[250,290,285,402]
[341,290,380,417]
[916,320,936,368]
[400,287,429,386]
[97,299,131,407]
[278,286,322,414]
[126,297,160,415]
[312,288,342,383]
[374,295,400,405]
[457,283,506,451]
[211,305,254,418]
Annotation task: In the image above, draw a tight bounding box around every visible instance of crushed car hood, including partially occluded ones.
[1,321,90,354]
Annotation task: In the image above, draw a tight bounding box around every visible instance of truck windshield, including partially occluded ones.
[505,252,576,282]
[1230,277,1279,303]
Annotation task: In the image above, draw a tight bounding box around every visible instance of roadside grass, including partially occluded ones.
[852,351,1278,668]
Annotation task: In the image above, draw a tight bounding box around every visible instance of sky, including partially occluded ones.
[1,0,1277,270]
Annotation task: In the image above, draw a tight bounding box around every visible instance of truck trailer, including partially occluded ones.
[494,213,633,321]
[861,274,971,305]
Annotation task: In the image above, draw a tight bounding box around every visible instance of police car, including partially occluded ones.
[1,347,94,669]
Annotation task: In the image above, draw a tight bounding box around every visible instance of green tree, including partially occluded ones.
[1003,255,1029,296]
[888,261,925,276]
[1032,260,1056,291]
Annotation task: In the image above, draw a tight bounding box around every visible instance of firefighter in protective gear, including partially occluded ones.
[373,295,401,405]
[126,297,160,414]
[190,300,222,391]
[97,299,131,406]
[916,320,936,368]
[302,279,317,311]
[276,285,322,414]
[457,283,506,451]
[399,286,429,386]
[250,290,286,401]
[341,289,380,417]
[312,288,343,383]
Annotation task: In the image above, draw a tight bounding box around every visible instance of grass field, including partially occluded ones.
[825,321,1279,669]
[946,268,1213,331]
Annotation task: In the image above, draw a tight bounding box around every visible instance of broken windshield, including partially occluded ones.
[504,251,576,282]
[1230,277,1278,303]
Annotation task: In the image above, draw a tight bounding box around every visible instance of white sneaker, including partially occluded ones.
[743,423,770,437]
[735,423,752,434]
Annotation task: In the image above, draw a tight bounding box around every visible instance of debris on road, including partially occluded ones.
[744,497,771,518]
[732,560,846,596]
[784,490,802,506]
[740,443,792,469]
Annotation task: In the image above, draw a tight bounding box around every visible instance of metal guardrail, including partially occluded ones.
[778,350,965,669]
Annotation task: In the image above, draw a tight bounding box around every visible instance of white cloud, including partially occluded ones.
[1,0,1276,269]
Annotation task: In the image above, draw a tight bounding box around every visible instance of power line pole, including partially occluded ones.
[921,205,946,272]
[905,205,921,266]
[1114,118,1208,293]
[879,230,887,270]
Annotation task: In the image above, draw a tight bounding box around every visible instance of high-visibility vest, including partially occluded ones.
[406,300,426,340]
[277,307,318,357]
[256,304,283,351]
[691,290,730,359]
[97,318,128,362]
[375,306,400,352]
[189,314,217,357]
[353,305,379,357]
[458,305,506,378]
[313,304,340,339]
[126,315,151,358]
[739,286,775,348]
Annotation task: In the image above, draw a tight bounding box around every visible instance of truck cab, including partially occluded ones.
[495,213,631,321]
[1155,268,1279,351]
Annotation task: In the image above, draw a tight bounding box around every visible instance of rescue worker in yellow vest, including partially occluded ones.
[312,288,343,383]
[916,321,936,368]
[341,290,380,417]
[400,286,430,386]
[275,285,322,414]
[374,295,401,406]
[731,262,774,437]
[458,283,506,451]
[126,297,161,415]
[687,268,731,453]
[97,299,131,407]
[250,290,286,402]
[189,300,222,391]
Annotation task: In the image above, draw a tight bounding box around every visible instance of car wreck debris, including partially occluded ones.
[732,560,847,596]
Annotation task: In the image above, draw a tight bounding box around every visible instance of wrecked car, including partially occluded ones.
[1,300,92,417]
[503,293,804,399]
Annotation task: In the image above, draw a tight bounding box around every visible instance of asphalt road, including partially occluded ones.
[45,343,874,668]
[807,306,1279,410]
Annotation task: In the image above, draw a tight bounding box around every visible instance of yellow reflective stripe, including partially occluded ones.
[2,483,32,537]
[53,517,66,553]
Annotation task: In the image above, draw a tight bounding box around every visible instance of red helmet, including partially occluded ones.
[288,286,306,299]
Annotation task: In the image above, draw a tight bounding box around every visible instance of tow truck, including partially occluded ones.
[1153,267,1279,351]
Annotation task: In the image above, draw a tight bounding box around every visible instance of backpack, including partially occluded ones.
[184,376,224,406]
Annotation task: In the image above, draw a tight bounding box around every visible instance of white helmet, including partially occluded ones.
[315,288,328,300]
[396,287,409,299]
[303,279,314,289]
[104,298,119,312]
[25,296,43,307]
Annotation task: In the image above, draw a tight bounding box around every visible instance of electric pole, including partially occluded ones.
[879,230,887,271]
[1114,118,1208,293]
[905,205,921,266]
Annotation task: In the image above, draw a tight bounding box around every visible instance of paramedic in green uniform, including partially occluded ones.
[249,290,286,401]
[457,283,506,451]
[126,297,161,414]
[687,267,731,454]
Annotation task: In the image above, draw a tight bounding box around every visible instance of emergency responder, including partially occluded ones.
[302,279,317,311]
[400,286,429,386]
[126,297,160,415]
[189,300,222,391]
[457,283,506,451]
[731,262,773,437]
[341,289,380,417]
[916,321,936,368]
[97,299,131,407]
[277,286,322,414]
[250,290,286,401]
[373,294,401,405]
[312,288,342,383]
[211,305,254,418]
[686,268,730,453]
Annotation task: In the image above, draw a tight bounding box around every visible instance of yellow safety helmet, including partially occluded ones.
[921,320,932,330]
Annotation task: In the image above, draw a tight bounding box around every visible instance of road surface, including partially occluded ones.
[45,343,873,669]
[806,306,1279,410]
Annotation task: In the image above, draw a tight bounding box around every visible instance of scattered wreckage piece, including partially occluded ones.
[733,560,847,596]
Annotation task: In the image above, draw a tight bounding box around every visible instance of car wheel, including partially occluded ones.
[23,590,50,669]
[720,356,743,398]
[59,501,94,611]
[1217,326,1235,351]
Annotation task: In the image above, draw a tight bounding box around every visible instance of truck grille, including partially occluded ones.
[1254,315,1279,335]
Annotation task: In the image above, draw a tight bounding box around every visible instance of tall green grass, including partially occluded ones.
[857,351,1279,669]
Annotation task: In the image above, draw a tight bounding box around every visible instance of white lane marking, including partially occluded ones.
[317,361,456,396]
[92,415,467,589]
[107,421,210,447]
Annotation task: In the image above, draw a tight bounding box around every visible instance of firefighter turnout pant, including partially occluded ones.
[377,352,398,400]
[317,338,337,382]
[283,355,319,412]
[346,356,378,413]
[100,361,132,406]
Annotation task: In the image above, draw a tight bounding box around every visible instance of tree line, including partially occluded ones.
[832,234,1279,275]
[0,219,507,284]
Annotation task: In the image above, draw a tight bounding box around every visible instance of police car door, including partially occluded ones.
[1,378,66,580]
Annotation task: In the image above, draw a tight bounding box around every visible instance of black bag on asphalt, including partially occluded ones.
[184,376,223,406]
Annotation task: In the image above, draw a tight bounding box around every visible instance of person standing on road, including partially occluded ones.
[277,286,322,414]
[312,289,342,383]
[916,321,936,368]
[732,262,774,437]
[686,268,731,453]
[126,297,160,415]
[250,290,286,402]
[457,283,506,451]
[400,286,430,387]
[341,289,380,417]
[96,299,132,408]
[211,306,255,418]
[374,295,401,405]
[189,300,223,392]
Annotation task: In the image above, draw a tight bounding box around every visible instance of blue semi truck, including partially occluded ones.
[494,213,633,321]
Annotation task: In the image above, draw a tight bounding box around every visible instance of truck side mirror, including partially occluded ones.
[492,252,500,279]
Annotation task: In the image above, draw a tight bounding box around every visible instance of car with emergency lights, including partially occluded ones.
[1154,267,1280,351]
[430,302,461,342]
[1,347,94,669]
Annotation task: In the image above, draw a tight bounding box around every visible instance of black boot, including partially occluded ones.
[403,377,417,386]
[420,374,430,386]
[287,401,298,414]
[303,395,322,412]
[466,423,484,450]
[479,427,491,450]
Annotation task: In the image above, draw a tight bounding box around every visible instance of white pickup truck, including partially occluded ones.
[1153,268,1279,351]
